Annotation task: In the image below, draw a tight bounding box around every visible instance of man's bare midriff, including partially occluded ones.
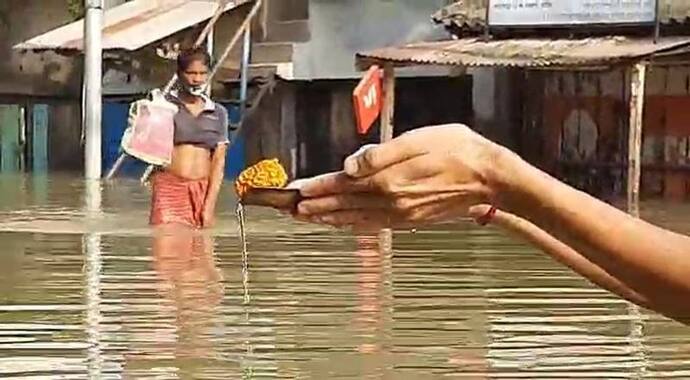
[165,144,212,180]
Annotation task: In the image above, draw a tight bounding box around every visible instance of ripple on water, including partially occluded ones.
[0,175,688,378]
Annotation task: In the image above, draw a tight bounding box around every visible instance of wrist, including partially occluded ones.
[484,145,535,214]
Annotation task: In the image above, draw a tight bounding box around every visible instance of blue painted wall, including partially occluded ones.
[102,101,146,176]
[222,103,246,180]
[102,101,246,179]
[32,104,49,173]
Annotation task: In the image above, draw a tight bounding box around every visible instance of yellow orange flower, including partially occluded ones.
[234,158,289,198]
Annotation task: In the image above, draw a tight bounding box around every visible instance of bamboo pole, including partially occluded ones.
[207,0,262,81]
[162,0,235,94]
[136,0,262,184]
[106,0,256,181]
[627,62,647,217]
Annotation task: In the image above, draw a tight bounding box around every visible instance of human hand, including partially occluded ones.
[293,124,510,229]
[201,207,216,228]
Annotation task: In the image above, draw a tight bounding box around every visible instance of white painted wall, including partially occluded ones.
[292,0,452,80]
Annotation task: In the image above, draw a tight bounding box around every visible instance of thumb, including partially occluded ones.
[343,138,422,178]
[343,144,378,177]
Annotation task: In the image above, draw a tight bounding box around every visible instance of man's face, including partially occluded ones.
[180,60,209,89]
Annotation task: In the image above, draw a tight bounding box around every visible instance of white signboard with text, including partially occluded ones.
[489,0,657,27]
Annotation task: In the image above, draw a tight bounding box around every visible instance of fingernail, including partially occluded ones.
[344,158,358,176]
[297,203,311,215]
[285,179,307,190]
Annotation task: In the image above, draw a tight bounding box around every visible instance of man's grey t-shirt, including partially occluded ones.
[167,90,229,150]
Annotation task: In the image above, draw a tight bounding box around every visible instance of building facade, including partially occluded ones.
[433,0,690,200]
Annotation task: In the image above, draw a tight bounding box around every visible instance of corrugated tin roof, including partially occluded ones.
[13,0,246,52]
[356,36,690,69]
[432,0,690,36]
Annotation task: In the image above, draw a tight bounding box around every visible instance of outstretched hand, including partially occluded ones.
[291,124,509,229]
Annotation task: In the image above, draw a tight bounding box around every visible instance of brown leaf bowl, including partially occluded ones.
[240,187,302,212]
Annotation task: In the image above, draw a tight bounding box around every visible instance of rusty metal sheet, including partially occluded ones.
[13,0,244,52]
[356,36,690,69]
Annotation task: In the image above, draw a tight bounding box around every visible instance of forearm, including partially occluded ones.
[493,149,690,317]
[205,146,227,211]
[490,210,650,309]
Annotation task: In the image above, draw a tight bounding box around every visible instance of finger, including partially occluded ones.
[285,178,311,190]
[297,172,350,197]
[467,204,493,219]
[290,213,313,224]
[297,194,389,216]
[299,172,382,197]
[408,202,470,225]
[380,152,444,184]
[342,144,377,176]
[316,210,395,229]
[344,138,425,179]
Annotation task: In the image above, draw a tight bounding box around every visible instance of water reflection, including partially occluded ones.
[354,235,384,355]
[84,232,103,378]
[84,178,104,378]
[0,175,688,378]
[152,226,223,361]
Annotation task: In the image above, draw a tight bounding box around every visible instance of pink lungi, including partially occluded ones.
[149,171,209,228]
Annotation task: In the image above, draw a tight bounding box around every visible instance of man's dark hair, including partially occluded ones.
[177,47,212,72]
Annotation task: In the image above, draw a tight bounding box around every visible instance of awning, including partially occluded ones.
[13,0,246,52]
[356,36,690,70]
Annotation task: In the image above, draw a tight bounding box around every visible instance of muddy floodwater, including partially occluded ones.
[0,174,688,379]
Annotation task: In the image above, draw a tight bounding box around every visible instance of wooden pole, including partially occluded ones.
[381,64,395,143]
[627,62,647,217]
[379,64,395,245]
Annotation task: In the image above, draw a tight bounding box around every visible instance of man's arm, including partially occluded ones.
[474,206,650,308]
[202,106,230,227]
[294,124,690,322]
[493,149,690,320]
[203,143,227,227]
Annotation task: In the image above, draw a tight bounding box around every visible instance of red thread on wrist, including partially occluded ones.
[476,206,497,226]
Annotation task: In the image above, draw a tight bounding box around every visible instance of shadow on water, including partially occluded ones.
[0,173,689,378]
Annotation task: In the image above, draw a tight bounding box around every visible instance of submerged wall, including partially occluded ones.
[522,66,690,200]
[243,75,473,179]
[0,0,83,96]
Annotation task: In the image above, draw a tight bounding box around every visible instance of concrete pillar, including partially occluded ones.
[83,0,103,179]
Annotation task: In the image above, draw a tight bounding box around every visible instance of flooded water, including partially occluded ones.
[0,174,689,379]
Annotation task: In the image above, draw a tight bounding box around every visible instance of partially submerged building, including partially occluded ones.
[9,0,259,177]
[233,0,472,179]
[416,0,690,202]
[9,0,468,180]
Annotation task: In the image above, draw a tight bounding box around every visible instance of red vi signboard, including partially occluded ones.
[353,65,383,135]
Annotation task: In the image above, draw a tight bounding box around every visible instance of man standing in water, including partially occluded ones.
[149,47,229,229]
[290,124,690,324]
[147,48,227,363]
